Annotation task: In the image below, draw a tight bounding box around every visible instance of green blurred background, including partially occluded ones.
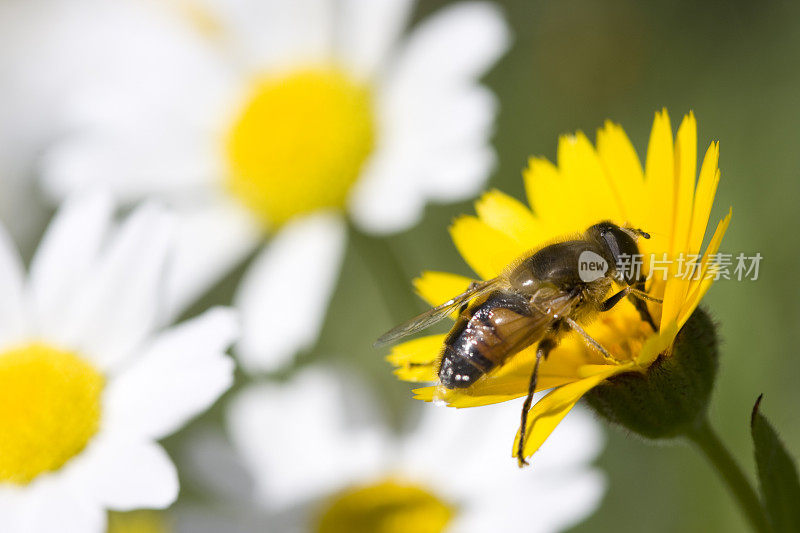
[315,1,800,531]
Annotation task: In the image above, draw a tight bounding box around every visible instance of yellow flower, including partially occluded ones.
[387,110,731,462]
[107,511,170,533]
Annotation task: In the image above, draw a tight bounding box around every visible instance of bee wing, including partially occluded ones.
[374,278,501,347]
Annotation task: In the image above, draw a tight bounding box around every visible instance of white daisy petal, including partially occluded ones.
[0,222,27,349]
[38,0,234,127]
[53,203,173,370]
[419,143,496,202]
[347,149,426,234]
[81,437,179,511]
[387,84,497,153]
[453,470,606,533]
[212,0,336,73]
[104,307,237,440]
[227,368,386,509]
[40,129,222,204]
[164,199,261,319]
[34,0,241,206]
[388,1,510,90]
[15,481,106,533]
[338,0,415,79]
[0,486,25,533]
[355,49,502,233]
[28,192,113,334]
[400,400,521,497]
[234,213,346,373]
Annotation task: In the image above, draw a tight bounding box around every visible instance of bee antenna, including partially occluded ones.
[621,227,651,240]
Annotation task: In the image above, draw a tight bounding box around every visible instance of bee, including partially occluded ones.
[375,221,662,466]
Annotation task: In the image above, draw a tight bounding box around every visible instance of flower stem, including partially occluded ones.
[686,417,769,533]
[349,224,421,326]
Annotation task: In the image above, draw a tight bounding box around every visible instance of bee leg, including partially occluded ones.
[564,317,622,364]
[629,277,659,331]
[516,335,557,467]
[599,288,629,312]
[628,288,662,304]
[601,280,661,332]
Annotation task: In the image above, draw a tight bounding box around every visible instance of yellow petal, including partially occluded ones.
[387,334,446,383]
[680,209,732,327]
[661,274,692,332]
[449,215,523,279]
[475,189,546,246]
[635,321,678,367]
[394,366,437,383]
[671,111,697,256]
[523,157,564,224]
[596,120,646,225]
[644,109,675,256]
[557,132,625,227]
[414,386,527,407]
[413,271,473,308]
[687,142,720,256]
[662,118,698,326]
[514,364,632,459]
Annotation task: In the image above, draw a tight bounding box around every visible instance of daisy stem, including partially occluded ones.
[349,225,421,325]
[686,417,769,533]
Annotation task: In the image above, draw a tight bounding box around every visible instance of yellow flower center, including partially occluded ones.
[316,479,455,533]
[0,343,104,485]
[226,68,375,228]
[108,511,170,533]
[585,298,656,365]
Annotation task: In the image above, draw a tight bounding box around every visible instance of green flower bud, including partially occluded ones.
[584,308,718,439]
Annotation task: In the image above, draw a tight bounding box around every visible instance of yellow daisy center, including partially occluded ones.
[108,511,170,533]
[588,299,655,364]
[316,479,455,533]
[226,68,375,228]
[0,343,104,485]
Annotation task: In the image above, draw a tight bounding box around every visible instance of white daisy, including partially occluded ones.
[39,0,510,372]
[226,367,605,533]
[0,193,238,533]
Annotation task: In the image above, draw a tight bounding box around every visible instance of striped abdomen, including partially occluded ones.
[438,291,549,389]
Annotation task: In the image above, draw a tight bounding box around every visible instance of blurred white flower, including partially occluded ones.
[226,367,606,533]
[0,0,77,246]
[0,193,238,533]
[38,0,510,371]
